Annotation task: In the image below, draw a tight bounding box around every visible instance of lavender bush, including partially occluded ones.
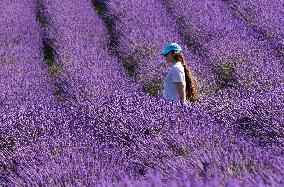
[0,0,283,186]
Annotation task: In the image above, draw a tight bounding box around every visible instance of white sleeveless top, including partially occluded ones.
[163,61,186,101]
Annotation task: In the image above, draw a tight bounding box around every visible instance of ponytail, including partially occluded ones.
[172,51,198,102]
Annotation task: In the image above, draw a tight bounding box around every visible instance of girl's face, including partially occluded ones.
[165,51,175,64]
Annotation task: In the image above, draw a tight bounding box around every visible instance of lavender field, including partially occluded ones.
[0,0,283,186]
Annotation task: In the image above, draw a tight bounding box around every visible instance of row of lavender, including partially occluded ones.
[0,0,55,107]
[0,0,72,150]
[1,0,283,186]
[223,0,284,60]
[0,0,61,157]
[0,0,73,185]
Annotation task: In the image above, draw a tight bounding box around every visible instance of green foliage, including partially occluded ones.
[0,137,15,152]
[53,87,65,98]
[193,77,219,99]
[36,1,49,27]
[49,65,61,77]
[53,89,62,97]
[276,43,284,58]
[91,0,106,16]
[121,54,139,77]
[215,59,237,89]
[142,79,163,96]
[168,143,189,158]
[43,39,62,77]
[43,40,55,67]
[228,160,240,177]
[36,10,48,27]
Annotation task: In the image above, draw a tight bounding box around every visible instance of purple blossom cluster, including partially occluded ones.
[0,0,283,186]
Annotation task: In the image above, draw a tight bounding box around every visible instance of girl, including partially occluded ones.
[161,43,198,103]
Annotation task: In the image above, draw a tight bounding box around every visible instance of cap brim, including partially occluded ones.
[161,50,169,56]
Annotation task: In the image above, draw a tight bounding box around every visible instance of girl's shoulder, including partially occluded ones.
[172,62,184,72]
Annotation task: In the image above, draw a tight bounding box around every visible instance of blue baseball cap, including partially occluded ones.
[161,43,182,56]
